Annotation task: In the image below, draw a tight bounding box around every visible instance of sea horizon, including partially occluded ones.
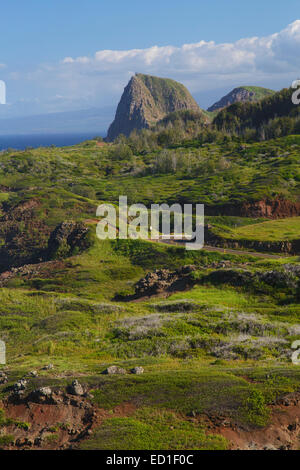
[0,132,105,151]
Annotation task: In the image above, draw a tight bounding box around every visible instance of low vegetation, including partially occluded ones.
[0,101,299,449]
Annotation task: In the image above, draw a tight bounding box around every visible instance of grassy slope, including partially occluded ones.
[242,86,275,100]
[0,135,299,213]
[213,87,299,133]
[0,235,299,449]
[224,217,300,242]
[0,135,299,449]
[137,73,199,111]
[207,86,275,113]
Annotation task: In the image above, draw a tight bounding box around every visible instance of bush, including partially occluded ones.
[243,390,270,427]
[0,434,14,447]
[152,300,199,312]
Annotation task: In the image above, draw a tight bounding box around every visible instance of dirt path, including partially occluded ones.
[204,245,284,259]
[149,237,285,259]
[84,219,286,259]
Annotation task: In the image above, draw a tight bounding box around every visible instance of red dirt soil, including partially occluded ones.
[2,389,300,450]
[206,198,300,219]
[0,392,137,450]
[200,392,300,450]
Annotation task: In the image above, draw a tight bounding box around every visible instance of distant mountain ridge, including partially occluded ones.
[106,73,200,141]
[0,106,115,136]
[213,87,299,135]
[207,86,275,112]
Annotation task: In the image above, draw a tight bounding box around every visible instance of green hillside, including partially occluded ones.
[207,86,275,112]
[224,217,300,242]
[137,74,199,109]
[213,87,300,138]
[0,114,299,450]
[242,86,275,100]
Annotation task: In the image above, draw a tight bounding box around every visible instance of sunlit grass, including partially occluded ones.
[227,217,300,242]
[168,285,259,308]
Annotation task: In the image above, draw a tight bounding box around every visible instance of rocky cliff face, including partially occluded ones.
[106,73,200,141]
[205,198,300,219]
[208,86,274,112]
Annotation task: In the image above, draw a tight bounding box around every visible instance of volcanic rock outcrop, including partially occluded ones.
[106,73,200,141]
[208,86,274,112]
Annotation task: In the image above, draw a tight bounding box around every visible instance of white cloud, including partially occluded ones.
[62,57,74,64]
[61,20,300,76]
[6,20,300,114]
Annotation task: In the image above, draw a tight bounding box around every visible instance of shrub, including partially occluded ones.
[0,434,14,447]
[153,300,199,312]
[243,390,270,427]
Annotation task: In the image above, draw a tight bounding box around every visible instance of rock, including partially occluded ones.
[68,428,78,436]
[68,379,84,396]
[134,265,196,298]
[180,265,197,274]
[248,441,258,450]
[205,269,254,287]
[31,386,53,402]
[11,379,28,399]
[34,437,43,447]
[0,371,8,384]
[130,366,144,375]
[279,442,292,450]
[42,363,54,370]
[15,438,26,447]
[276,393,300,407]
[27,370,38,377]
[103,366,126,375]
[0,199,51,273]
[259,270,297,289]
[283,264,300,277]
[39,386,52,396]
[208,86,274,113]
[0,340,5,365]
[13,379,27,392]
[135,269,173,296]
[47,221,90,260]
[106,73,203,141]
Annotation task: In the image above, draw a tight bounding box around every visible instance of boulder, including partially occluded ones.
[0,371,8,384]
[68,379,84,396]
[134,265,197,297]
[31,387,53,402]
[42,363,54,370]
[39,387,52,396]
[103,366,126,375]
[283,264,300,277]
[27,370,38,377]
[259,270,297,289]
[47,221,90,260]
[130,366,144,375]
[13,379,27,392]
[205,269,254,287]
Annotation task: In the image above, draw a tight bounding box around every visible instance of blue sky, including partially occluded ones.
[1,0,300,117]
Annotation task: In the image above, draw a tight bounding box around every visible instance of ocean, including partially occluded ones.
[0,133,104,151]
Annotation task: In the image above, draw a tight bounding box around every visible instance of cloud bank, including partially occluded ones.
[2,20,300,115]
[62,20,300,74]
